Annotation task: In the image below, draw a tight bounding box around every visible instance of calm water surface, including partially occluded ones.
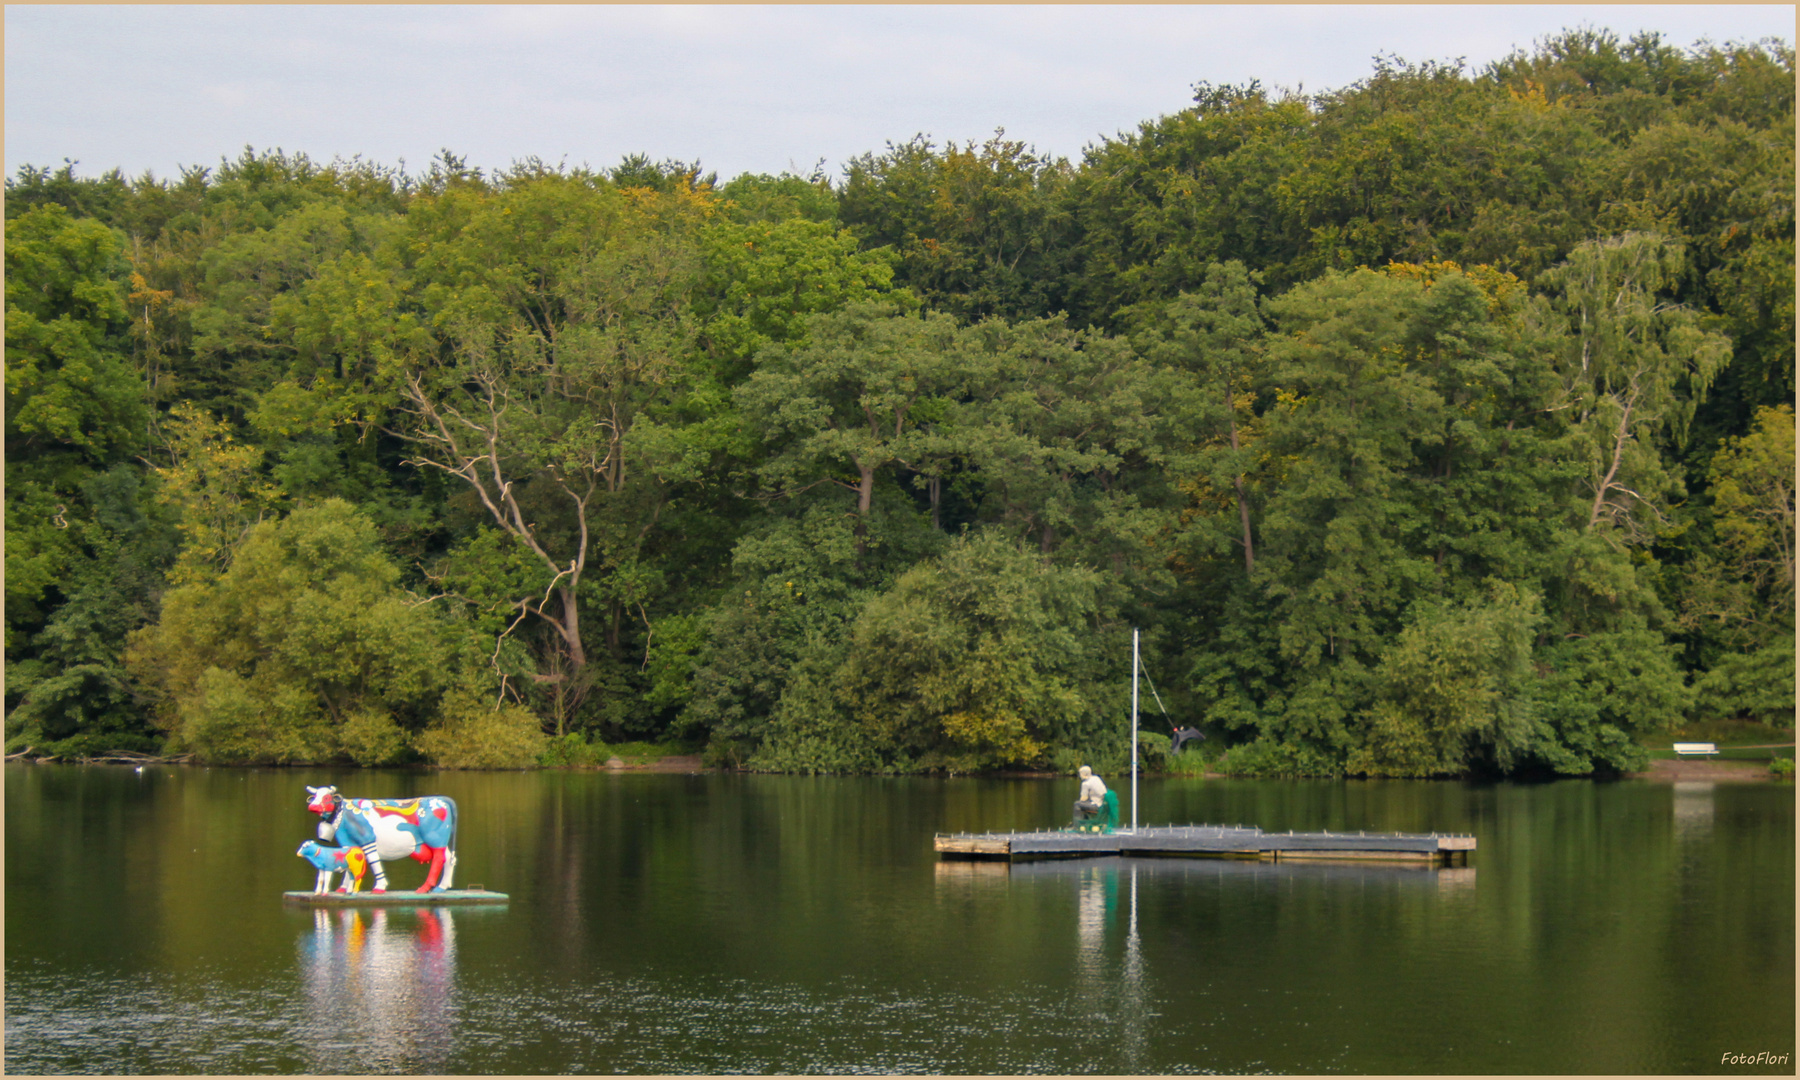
[5,763,1793,1074]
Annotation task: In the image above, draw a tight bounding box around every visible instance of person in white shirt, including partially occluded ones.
[1075,765,1107,818]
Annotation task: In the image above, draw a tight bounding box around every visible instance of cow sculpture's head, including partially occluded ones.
[305,785,340,816]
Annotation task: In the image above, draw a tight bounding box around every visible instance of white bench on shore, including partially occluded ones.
[1673,742,1719,758]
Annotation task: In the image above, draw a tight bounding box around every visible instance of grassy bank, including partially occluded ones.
[1637,719,1794,762]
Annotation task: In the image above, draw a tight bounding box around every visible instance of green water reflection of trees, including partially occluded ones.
[5,766,1793,1072]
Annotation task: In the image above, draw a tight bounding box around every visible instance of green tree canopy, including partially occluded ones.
[835,530,1111,772]
[126,499,454,764]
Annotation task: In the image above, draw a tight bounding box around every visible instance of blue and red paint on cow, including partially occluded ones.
[297,839,370,893]
[305,786,459,893]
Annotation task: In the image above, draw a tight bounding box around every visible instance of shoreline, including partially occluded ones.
[1624,757,1781,782]
[8,754,1789,782]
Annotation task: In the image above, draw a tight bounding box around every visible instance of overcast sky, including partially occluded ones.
[7,5,1794,184]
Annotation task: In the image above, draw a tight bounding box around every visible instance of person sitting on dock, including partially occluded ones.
[1074,766,1107,820]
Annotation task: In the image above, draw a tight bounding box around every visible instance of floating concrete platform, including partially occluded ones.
[282,888,509,905]
[936,853,1478,892]
[934,824,1474,864]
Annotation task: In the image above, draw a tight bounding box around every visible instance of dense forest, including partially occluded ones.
[6,29,1793,776]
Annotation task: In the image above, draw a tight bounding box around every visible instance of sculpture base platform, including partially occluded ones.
[283,888,509,905]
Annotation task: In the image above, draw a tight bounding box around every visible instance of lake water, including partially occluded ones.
[4,763,1793,1074]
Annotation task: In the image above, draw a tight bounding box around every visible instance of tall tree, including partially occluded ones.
[1681,404,1796,723]
[4,204,144,462]
[834,530,1109,772]
[736,303,975,554]
[1137,260,1268,575]
[4,203,164,758]
[841,131,1075,322]
[1538,233,1731,544]
[395,178,710,730]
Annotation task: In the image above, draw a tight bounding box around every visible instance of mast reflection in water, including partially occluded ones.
[1004,854,1479,1073]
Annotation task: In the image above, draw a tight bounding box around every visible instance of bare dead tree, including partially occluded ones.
[397,366,610,728]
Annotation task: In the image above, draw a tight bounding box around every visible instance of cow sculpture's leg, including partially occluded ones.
[363,841,388,893]
[315,868,335,895]
[343,847,368,893]
[440,850,457,891]
[417,847,448,893]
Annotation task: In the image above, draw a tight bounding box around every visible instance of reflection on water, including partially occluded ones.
[1120,864,1148,1072]
[1027,855,1476,1072]
[295,907,459,1074]
[1435,865,1477,895]
[6,765,1791,1074]
[1673,781,1716,841]
[1008,853,1475,890]
[932,858,1012,884]
[1049,861,1155,1072]
[1076,864,1110,985]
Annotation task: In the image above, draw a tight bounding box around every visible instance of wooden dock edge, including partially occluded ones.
[935,835,1011,858]
[936,830,1475,865]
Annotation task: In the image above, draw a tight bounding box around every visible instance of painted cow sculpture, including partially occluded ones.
[297,839,370,894]
[305,785,458,893]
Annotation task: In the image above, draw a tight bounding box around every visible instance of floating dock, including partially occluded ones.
[282,888,509,906]
[937,853,1477,892]
[934,824,1474,864]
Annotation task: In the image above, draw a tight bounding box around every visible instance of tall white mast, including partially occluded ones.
[1131,627,1139,833]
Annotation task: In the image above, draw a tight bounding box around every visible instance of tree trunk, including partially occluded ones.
[557,586,586,671]
[854,463,875,554]
[1587,388,1638,533]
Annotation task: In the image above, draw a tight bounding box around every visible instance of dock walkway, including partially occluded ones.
[935,824,1474,863]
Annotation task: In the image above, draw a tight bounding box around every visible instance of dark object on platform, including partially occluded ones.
[1171,727,1206,754]
[1071,790,1121,833]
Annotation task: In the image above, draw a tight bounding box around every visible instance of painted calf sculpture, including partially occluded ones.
[297,839,370,894]
[305,785,458,893]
